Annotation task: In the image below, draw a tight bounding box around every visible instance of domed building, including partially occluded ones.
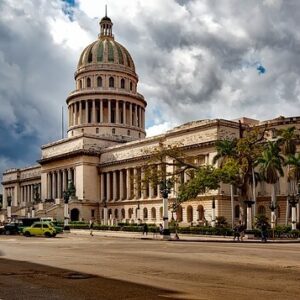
[1,15,300,229]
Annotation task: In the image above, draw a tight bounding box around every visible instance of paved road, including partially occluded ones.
[1,234,300,299]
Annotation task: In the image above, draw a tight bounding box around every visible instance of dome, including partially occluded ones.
[77,38,135,72]
[77,15,135,73]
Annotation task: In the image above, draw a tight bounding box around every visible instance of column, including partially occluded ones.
[52,172,56,199]
[129,103,132,126]
[119,170,124,200]
[134,104,138,127]
[106,172,111,202]
[47,173,51,199]
[149,168,154,199]
[139,106,142,128]
[141,168,146,199]
[101,173,105,201]
[133,168,138,199]
[30,184,34,203]
[85,100,89,123]
[62,170,66,193]
[72,104,76,126]
[126,168,131,200]
[113,171,117,201]
[92,99,96,123]
[100,99,103,123]
[108,100,111,123]
[79,101,82,124]
[116,100,119,123]
[123,101,126,125]
[57,171,62,198]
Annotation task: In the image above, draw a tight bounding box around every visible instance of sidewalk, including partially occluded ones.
[70,229,300,243]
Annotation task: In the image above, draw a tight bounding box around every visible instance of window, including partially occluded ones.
[109,76,114,88]
[114,209,118,219]
[151,207,156,219]
[96,128,99,134]
[112,128,116,134]
[187,206,193,222]
[121,78,125,89]
[88,52,92,63]
[127,130,130,136]
[234,205,240,219]
[159,207,163,219]
[33,224,41,228]
[87,77,91,88]
[258,205,266,216]
[143,208,148,219]
[91,209,95,218]
[130,81,133,91]
[43,224,49,228]
[121,209,125,219]
[97,76,102,87]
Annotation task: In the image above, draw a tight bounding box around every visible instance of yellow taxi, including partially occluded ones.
[23,222,56,237]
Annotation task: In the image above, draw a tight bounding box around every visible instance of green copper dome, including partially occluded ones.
[77,37,135,72]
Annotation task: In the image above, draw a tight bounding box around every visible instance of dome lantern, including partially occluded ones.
[99,6,113,39]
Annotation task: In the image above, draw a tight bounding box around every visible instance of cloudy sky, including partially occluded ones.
[1,0,300,183]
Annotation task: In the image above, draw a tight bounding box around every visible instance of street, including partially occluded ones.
[0,233,300,299]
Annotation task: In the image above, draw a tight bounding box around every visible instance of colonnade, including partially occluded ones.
[20,183,41,204]
[47,168,75,199]
[68,99,145,129]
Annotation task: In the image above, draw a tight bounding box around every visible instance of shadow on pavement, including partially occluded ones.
[0,258,180,300]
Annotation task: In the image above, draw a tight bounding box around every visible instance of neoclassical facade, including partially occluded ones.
[1,16,300,226]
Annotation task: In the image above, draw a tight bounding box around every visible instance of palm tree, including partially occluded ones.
[255,141,284,228]
[213,139,237,228]
[278,126,298,224]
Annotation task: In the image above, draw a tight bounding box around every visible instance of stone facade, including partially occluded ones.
[1,15,300,227]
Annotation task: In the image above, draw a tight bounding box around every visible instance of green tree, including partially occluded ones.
[255,141,284,206]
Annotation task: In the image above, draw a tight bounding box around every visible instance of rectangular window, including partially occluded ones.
[91,209,95,218]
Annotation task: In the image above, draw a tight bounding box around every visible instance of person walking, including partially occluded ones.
[143,223,148,236]
[233,224,240,241]
[89,219,94,236]
[261,222,267,242]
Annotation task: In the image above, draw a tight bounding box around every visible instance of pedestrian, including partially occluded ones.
[159,224,163,235]
[89,219,94,236]
[261,222,267,242]
[143,223,148,236]
[233,224,240,241]
[238,222,245,241]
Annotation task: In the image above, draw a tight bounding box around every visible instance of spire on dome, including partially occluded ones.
[99,5,113,39]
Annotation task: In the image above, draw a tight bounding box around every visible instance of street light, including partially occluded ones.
[7,195,12,222]
[211,197,216,227]
[63,190,70,231]
[159,178,172,239]
[244,199,255,230]
[287,194,299,230]
[269,202,278,229]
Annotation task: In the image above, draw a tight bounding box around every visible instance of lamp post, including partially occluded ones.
[269,202,277,229]
[136,201,141,224]
[63,190,70,231]
[287,194,299,230]
[244,200,255,230]
[211,197,216,228]
[32,184,40,218]
[7,195,12,222]
[159,178,172,239]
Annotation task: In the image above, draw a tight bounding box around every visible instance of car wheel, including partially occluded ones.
[52,233,56,237]
[24,231,31,237]
[44,232,51,238]
[5,230,11,235]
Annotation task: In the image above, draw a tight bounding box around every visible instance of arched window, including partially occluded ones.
[108,209,112,218]
[109,76,114,88]
[121,208,125,219]
[129,208,134,219]
[177,205,183,222]
[151,207,156,220]
[79,80,82,89]
[114,208,118,219]
[87,77,91,88]
[130,81,133,91]
[143,207,148,219]
[97,76,102,87]
[187,206,193,223]
[121,78,125,89]
[159,207,163,219]
[234,205,240,219]
[258,205,266,216]
[197,205,204,221]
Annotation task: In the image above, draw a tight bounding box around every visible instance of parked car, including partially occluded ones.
[44,221,63,234]
[1,223,20,235]
[15,218,41,233]
[23,222,56,237]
